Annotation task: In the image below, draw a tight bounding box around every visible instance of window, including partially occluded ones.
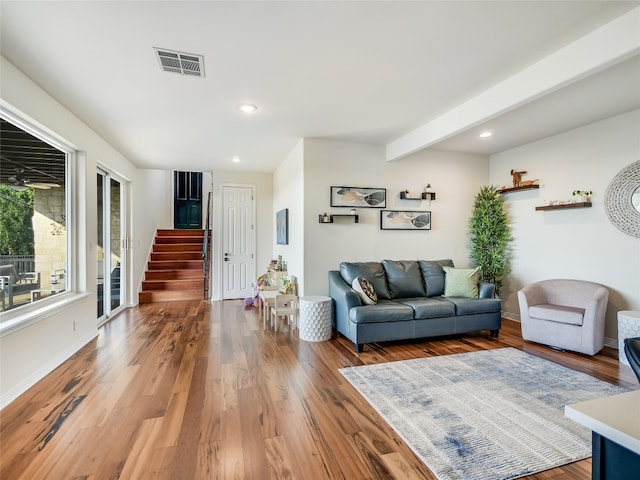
[0,108,73,322]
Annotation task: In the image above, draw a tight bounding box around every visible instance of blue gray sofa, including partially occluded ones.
[328,260,502,352]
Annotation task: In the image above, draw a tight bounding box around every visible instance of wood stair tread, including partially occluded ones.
[147,260,203,270]
[144,270,202,279]
[138,290,202,302]
[140,281,202,289]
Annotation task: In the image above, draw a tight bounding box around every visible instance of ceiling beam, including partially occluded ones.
[386,6,640,162]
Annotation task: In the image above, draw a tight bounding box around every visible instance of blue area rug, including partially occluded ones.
[339,348,627,480]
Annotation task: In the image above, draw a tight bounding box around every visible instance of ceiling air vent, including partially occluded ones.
[154,48,204,77]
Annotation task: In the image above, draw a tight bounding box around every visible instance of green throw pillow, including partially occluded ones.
[442,266,480,298]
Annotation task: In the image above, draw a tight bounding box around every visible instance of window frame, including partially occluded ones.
[0,103,87,336]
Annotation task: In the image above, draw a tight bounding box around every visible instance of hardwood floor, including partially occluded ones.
[1,300,637,479]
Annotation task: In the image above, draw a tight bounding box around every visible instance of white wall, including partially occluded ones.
[131,168,173,298]
[273,139,305,292]
[0,57,167,406]
[491,110,640,342]
[301,138,490,295]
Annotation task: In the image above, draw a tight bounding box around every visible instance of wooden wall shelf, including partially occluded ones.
[499,185,540,194]
[318,214,359,223]
[400,191,436,200]
[535,202,592,211]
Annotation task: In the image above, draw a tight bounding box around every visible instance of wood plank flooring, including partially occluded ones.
[1,300,638,479]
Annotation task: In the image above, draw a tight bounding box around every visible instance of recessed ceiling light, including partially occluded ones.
[237,103,258,113]
[231,156,241,163]
[479,132,493,138]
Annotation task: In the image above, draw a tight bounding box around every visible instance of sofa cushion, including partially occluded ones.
[443,266,480,298]
[445,297,502,315]
[397,297,455,319]
[349,300,414,324]
[340,262,391,299]
[352,277,377,305]
[418,260,453,297]
[529,304,585,326]
[382,260,426,298]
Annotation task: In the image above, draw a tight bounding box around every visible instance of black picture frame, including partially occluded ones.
[380,210,431,230]
[330,186,386,208]
[276,208,289,245]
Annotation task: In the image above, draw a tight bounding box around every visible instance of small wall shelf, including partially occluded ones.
[400,191,436,200]
[499,185,540,194]
[318,214,359,223]
[535,202,592,211]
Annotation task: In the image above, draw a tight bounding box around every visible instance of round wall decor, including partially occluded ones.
[604,160,640,238]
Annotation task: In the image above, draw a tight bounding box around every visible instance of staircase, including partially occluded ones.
[138,229,206,303]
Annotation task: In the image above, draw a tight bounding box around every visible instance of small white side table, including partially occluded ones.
[617,310,640,365]
[299,296,332,342]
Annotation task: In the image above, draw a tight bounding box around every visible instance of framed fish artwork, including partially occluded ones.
[330,186,386,208]
[380,210,431,230]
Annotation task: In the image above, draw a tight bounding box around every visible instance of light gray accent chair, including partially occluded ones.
[518,279,609,355]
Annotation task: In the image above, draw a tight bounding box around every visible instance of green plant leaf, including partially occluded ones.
[467,185,511,295]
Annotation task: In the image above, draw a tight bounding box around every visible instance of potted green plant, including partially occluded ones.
[468,185,512,296]
[572,190,592,202]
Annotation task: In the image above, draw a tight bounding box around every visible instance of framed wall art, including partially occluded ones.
[276,208,289,245]
[330,186,386,208]
[380,210,431,230]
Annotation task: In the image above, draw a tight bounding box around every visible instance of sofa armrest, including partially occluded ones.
[329,271,361,308]
[329,270,361,327]
[580,286,609,333]
[518,283,547,307]
[478,282,495,299]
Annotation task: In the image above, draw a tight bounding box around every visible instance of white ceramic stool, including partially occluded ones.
[299,296,332,342]
[617,310,640,365]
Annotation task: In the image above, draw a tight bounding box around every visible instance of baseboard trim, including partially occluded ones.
[0,330,98,410]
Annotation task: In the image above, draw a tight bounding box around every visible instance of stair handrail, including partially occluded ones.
[203,191,213,299]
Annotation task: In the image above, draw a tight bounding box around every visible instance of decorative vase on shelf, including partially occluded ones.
[572,190,592,204]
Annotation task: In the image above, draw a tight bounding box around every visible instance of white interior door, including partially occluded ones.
[222,186,255,299]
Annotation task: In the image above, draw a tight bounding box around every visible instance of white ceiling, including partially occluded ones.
[1,1,639,173]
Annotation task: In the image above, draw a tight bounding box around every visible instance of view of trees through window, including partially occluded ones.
[0,116,67,314]
[0,185,34,255]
